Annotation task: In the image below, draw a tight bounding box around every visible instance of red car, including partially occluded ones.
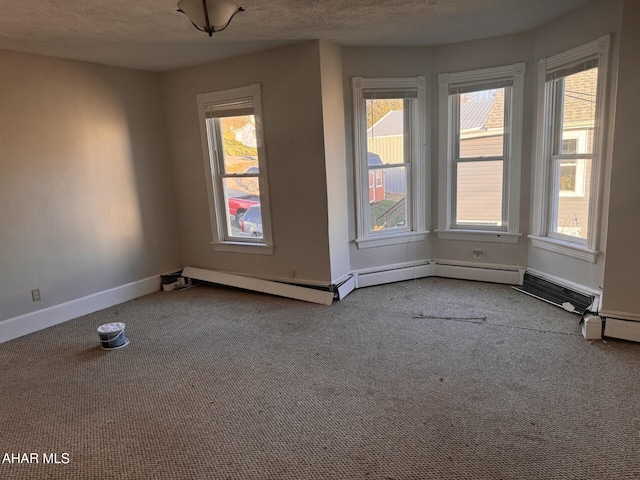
[228,192,259,223]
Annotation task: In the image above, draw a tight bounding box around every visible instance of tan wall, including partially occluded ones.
[319,40,351,283]
[602,0,640,317]
[0,50,180,322]
[162,41,333,284]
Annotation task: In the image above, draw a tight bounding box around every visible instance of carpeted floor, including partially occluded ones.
[1,277,639,479]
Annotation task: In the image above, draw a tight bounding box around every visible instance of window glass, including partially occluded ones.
[559,68,598,155]
[365,98,410,234]
[456,160,503,226]
[458,88,505,158]
[208,113,262,241]
[222,178,261,238]
[449,84,510,229]
[554,158,592,239]
[548,65,598,241]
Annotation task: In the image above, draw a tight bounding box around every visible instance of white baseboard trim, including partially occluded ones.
[431,260,525,285]
[335,275,356,300]
[354,261,432,288]
[601,309,640,322]
[353,260,524,289]
[183,266,334,305]
[331,272,353,287]
[227,270,332,288]
[604,318,640,343]
[0,275,161,344]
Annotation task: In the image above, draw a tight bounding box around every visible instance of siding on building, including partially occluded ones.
[367,136,404,165]
[459,134,503,158]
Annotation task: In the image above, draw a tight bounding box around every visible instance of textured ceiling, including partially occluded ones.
[0,0,593,72]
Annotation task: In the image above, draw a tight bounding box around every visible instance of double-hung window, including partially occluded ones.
[352,77,428,249]
[531,36,610,262]
[437,64,525,243]
[197,84,273,254]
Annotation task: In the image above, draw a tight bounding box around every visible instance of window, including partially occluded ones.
[197,84,273,254]
[437,64,525,243]
[352,77,428,249]
[531,36,610,262]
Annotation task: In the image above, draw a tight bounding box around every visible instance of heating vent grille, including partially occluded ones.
[513,272,594,314]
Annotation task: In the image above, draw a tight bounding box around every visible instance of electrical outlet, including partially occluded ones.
[31,289,41,302]
[473,248,483,259]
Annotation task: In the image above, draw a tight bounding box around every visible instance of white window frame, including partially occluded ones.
[196,83,274,255]
[530,36,610,263]
[437,63,525,244]
[352,77,429,249]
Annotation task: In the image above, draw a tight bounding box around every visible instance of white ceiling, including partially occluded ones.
[0,0,593,72]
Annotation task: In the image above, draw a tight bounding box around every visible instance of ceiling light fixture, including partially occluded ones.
[177,0,245,37]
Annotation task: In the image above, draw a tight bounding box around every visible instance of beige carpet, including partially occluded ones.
[1,277,639,479]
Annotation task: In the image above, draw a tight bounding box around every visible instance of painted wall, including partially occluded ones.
[431,31,535,269]
[341,47,432,273]
[319,41,351,283]
[0,51,180,322]
[527,0,623,292]
[601,0,640,319]
[162,41,333,285]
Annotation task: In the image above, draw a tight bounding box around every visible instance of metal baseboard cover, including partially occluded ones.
[513,272,594,314]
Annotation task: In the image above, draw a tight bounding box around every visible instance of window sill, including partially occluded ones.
[212,241,274,255]
[355,231,428,249]
[435,229,521,244]
[528,235,598,263]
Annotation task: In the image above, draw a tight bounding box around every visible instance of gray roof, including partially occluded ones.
[460,100,493,130]
[366,101,493,138]
[367,110,403,138]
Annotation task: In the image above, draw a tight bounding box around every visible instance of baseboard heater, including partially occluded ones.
[513,272,594,315]
[182,267,335,306]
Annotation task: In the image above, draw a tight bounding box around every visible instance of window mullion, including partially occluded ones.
[452,95,461,160]
[502,89,511,228]
[368,163,410,170]
[552,153,593,160]
[450,158,459,228]
[455,156,505,163]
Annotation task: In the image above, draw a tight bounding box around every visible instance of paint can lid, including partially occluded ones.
[97,322,126,334]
